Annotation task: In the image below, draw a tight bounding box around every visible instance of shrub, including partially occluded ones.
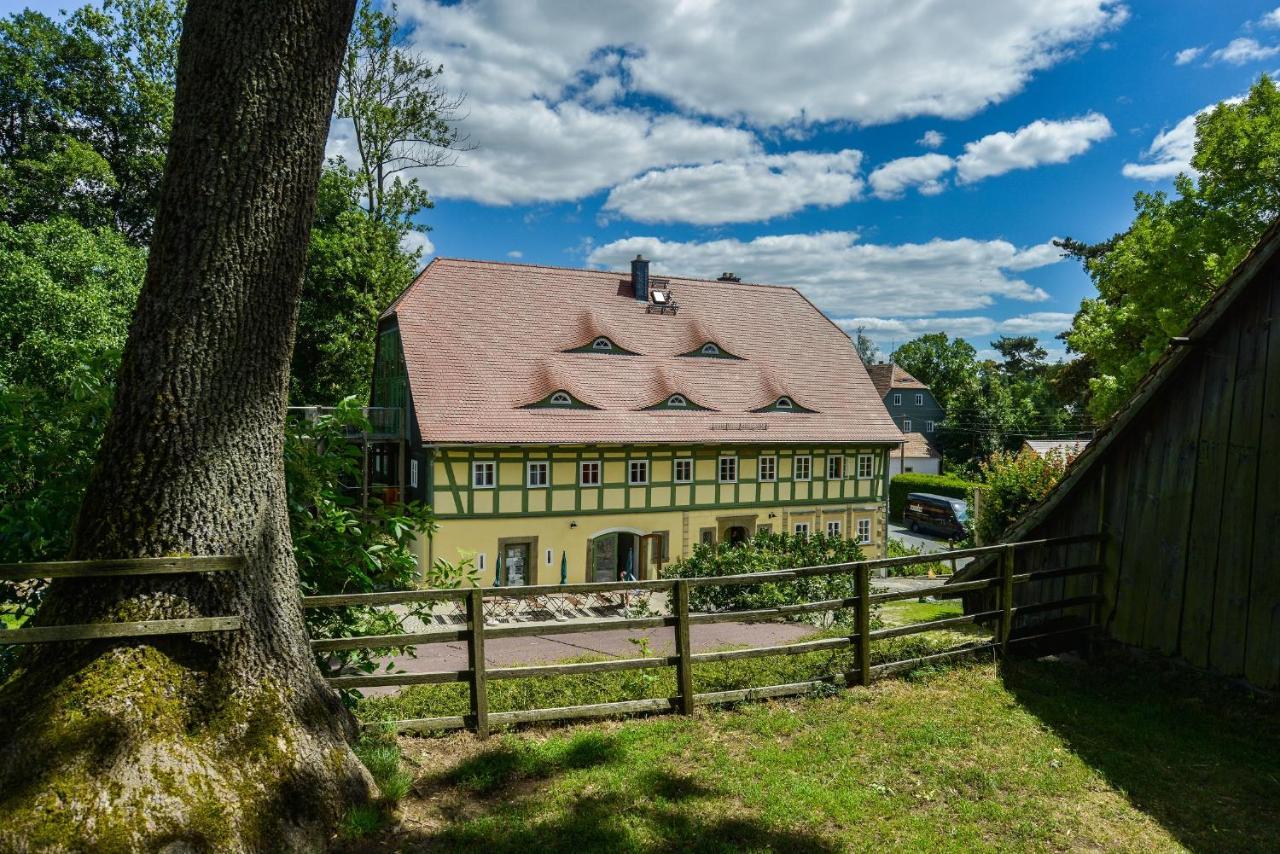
[885,537,949,577]
[972,449,1068,544]
[889,472,977,522]
[659,530,865,627]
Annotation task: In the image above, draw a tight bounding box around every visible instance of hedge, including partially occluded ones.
[889,472,977,522]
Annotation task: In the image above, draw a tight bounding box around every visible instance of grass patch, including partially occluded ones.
[358,654,1280,852]
[340,728,416,839]
[880,598,963,626]
[357,629,987,727]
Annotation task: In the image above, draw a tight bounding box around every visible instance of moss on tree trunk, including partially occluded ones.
[0,1,366,849]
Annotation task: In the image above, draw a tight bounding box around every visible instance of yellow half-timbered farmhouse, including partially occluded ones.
[371,255,903,586]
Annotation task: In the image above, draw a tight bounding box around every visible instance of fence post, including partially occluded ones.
[856,565,871,686]
[674,579,694,715]
[999,545,1015,655]
[466,587,489,739]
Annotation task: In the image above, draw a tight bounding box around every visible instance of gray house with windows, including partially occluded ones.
[866,363,946,441]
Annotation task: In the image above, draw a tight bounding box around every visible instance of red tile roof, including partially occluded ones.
[387,258,904,446]
[865,363,930,398]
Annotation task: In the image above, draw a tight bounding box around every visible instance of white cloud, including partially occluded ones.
[1209,38,1280,65]
[361,0,1128,206]
[507,250,523,259]
[1122,97,1242,181]
[1262,8,1280,28]
[602,150,864,224]
[587,231,1061,317]
[868,153,955,199]
[399,230,435,259]
[1174,46,1204,65]
[835,311,1074,352]
[996,311,1076,333]
[917,130,946,148]
[955,113,1113,183]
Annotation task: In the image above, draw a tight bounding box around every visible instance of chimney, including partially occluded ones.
[631,254,650,301]
[717,272,741,283]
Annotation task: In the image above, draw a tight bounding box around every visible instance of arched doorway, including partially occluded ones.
[587,529,643,582]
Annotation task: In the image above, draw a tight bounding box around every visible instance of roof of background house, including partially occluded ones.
[385,258,904,446]
[1022,438,1090,459]
[899,431,940,459]
[866,363,930,398]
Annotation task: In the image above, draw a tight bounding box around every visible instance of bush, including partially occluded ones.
[885,537,949,577]
[889,472,977,522]
[659,530,865,627]
[972,449,1068,544]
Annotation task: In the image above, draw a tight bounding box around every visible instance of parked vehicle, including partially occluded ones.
[904,492,969,540]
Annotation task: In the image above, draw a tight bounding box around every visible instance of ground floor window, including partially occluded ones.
[857,518,871,544]
[794,522,810,537]
[409,458,419,488]
[827,520,842,538]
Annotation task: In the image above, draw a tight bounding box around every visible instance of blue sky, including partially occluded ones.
[9,1,1277,359]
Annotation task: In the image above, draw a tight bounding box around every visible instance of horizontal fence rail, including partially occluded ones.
[308,534,1104,738]
[0,555,244,645]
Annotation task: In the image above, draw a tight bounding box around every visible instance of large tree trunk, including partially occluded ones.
[0,2,362,850]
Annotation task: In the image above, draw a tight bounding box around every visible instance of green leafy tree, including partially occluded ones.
[973,449,1069,544]
[852,325,879,364]
[1060,75,1280,419]
[890,332,978,405]
[290,163,420,403]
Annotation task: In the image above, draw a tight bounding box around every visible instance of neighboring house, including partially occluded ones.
[866,363,946,439]
[1022,438,1090,461]
[371,255,903,586]
[949,219,1280,691]
[887,432,941,476]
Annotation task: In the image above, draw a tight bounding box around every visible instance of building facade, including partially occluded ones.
[373,256,903,585]
[866,363,946,438]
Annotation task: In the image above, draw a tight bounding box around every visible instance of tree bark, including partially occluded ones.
[0,2,362,850]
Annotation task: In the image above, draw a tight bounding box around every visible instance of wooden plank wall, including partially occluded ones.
[1002,264,1279,690]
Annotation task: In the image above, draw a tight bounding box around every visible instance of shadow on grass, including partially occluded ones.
[351,730,838,853]
[1002,653,1280,853]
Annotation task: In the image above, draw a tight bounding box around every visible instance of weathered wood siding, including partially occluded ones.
[988,252,1280,689]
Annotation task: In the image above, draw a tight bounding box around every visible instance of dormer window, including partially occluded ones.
[640,391,713,411]
[523,389,597,409]
[592,337,612,350]
[752,395,816,413]
[567,335,637,355]
[680,341,741,359]
[667,394,688,407]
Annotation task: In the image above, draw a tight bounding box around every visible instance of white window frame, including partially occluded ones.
[794,522,810,537]
[892,392,902,406]
[758,455,777,482]
[903,418,912,432]
[628,459,649,485]
[472,461,495,488]
[701,342,720,355]
[580,459,601,486]
[592,337,612,350]
[827,520,842,538]
[857,454,874,479]
[674,457,693,483]
[927,421,935,433]
[857,518,872,544]
[794,455,811,481]
[526,460,549,488]
[915,392,924,406]
[775,396,793,410]
[718,455,738,483]
[549,391,572,406]
[826,455,844,480]
[667,394,688,407]
[409,458,419,488]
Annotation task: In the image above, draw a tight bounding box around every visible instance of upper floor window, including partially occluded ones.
[775,397,793,410]
[527,461,548,488]
[903,418,912,432]
[524,389,597,409]
[592,337,613,350]
[701,343,720,356]
[629,459,649,484]
[410,459,419,489]
[753,395,815,414]
[667,394,688,407]
[794,455,812,481]
[580,460,601,485]
[915,392,924,407]
[758,455,777,482]
[681,340,741,359]
[472,461,495,488]
[549,392,572,406]
[892,393,902,406]
[567,335,636,355]
[857,454,874,479]
[927,421,935,433]
[719,456,738,483]
[674,458,693,482]
[826,455,844,480]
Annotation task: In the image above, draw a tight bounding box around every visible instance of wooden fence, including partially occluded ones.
[0,556,243,644]
[302,533,1103,738]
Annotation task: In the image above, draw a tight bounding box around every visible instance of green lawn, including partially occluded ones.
[346,655,1280,852]
[880,597,962,626]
